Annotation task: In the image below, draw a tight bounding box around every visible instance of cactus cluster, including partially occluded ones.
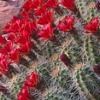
[0,0,100,100]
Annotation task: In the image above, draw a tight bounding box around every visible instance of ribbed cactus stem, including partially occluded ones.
[83,35,92,64]
[8,72,26,99]
[83,36,89,63]
[83,35,98,64]
[56,69,73,88]
[75,0,100,21]
[87,36,96,64]
[75,69,95,100]
[81,68,100,99]
[35,62,52,88]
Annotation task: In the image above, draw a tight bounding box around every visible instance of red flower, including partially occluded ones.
[3,17,19,33]
[31,0,42,9]
[7,33,16,41]
[57,16,75,32]
[15,36,28,44]
[30,20,37,31]
[22,0,33,11]
[4,41,13,52]
[93,64,100,75]
[11,16,19,23]
[9,49,20,62]
[21,20,33,33]
[38,10,53,25]
[17,86,29,100]
[24,71,38,87]
[0,47,8,55]
[23,0,41,11]
[0,58,9,74]
[84,17,99,33]
[0,35,6,44]
[3,24,12,33]
[34,5,46,16]
[60,0,75,10]
[20,11,29,18]
[45,0,58,8]
[38,23,53,40]
[21,30,30,40]
[5,22,20,33]
[9,19,21,33]
[17,29,30,42]
[18,42,31,54]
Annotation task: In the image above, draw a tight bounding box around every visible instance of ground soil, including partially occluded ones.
[0,0,24,33]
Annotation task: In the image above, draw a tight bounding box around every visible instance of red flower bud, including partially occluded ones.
[57,16,75,32]
[60,53,71,67]
[21,86,29,97]
[24,71,38,87]
[93,64,100,75]
[17,86,29,100]
[29,72,38,85]
[60,0,75,10]
[38,10,53,25]
[38,23,53,40]
[24,79,33,87]
[9,49,20,62]
[84,17,99,33]
[17,94,28,100]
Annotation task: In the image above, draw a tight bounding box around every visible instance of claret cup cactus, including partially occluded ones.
[0,0,100,100]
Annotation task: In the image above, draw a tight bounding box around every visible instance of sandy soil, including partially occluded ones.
[0,0,24,34]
